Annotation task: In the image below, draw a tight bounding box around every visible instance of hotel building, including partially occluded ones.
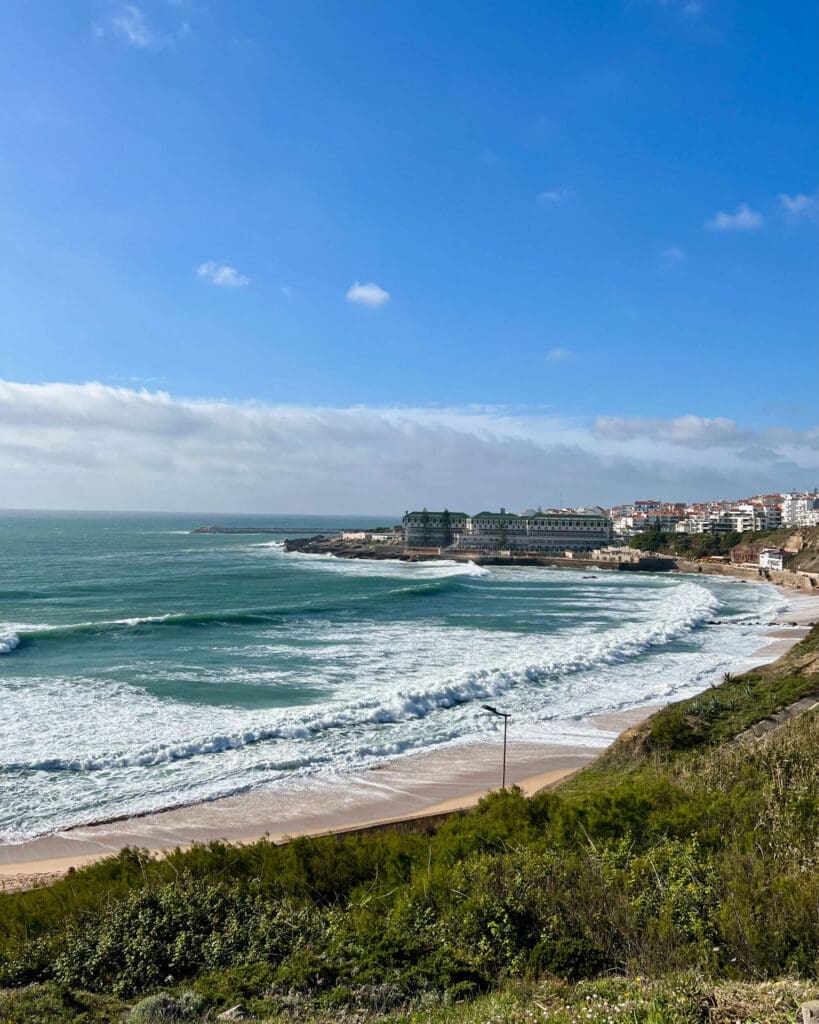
[402,508,613,552]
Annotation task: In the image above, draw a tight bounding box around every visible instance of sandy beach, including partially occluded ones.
[0,743,599,890]
[743,585,819,658]
[2,583,817,891]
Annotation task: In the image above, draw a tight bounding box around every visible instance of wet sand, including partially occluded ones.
[744,587,819,659]
[2,586,817,890]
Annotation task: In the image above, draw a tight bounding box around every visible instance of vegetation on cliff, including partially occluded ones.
[731,525,819,572]
[629,524,819,570]
[628,528,756,559]
[1,628,817,1023]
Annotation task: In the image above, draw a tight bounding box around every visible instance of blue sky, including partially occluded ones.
[0,2,817,511]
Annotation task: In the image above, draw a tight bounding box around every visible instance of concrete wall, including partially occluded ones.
[674,559,818,590]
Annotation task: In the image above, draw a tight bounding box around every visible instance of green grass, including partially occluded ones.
[2,975,816,1024]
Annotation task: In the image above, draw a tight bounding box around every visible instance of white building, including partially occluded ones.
[676,505,782,535]
[759,548,785,571]
[781,492,819,526]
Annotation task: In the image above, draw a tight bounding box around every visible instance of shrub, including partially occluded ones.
[650,704,705,750]
[129,990,206,1022]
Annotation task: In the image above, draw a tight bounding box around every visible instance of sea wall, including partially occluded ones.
[673,559,818,590]
[430,551,676,572]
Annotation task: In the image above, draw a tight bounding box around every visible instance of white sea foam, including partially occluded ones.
[0,566,788,842]
[110,614,173,627]
[3,580,720,775]
[276,548,492,580]
[0,631,19,654]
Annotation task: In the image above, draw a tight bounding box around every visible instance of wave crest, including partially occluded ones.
[6,581,720,774]
[0,631,19,655]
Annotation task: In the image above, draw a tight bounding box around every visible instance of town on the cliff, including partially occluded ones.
[245,489,819,584]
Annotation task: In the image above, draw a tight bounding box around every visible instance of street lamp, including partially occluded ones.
[482,704,511,789]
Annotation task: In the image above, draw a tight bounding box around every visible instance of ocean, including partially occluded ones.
[0,511,786,844]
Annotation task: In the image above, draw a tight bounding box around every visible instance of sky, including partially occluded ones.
[0,1,817,513]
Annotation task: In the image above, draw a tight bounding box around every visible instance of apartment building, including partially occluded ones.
[781,492,819,527]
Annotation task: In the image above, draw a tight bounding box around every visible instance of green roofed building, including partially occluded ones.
[402,510,469,547]
[402,508,612,552]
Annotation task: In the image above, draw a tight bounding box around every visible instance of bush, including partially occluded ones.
[650,705,705,750]
[528,936,606,980]
[129,990,206,1022]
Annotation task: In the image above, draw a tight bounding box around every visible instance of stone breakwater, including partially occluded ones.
[192,525,345,536]
[284,536,406,559]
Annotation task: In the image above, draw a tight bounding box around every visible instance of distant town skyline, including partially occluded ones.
[0,4,816,511]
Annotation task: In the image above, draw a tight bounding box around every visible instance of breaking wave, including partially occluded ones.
[0,631,19,655]
[6,581,720,774]
[6,572,489,651]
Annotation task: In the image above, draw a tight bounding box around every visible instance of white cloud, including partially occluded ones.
[111,5,156,48]
[197,262,250,288]
[595,414,745,448]
[537,187,574,204]
[346,281,390,307]
[779,191,819,220]
[0,381,815,513]
[705,203,763,232]
[546,348,576,362]
[661,245,687,264]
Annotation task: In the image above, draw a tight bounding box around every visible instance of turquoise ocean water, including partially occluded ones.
[0,512,786,843]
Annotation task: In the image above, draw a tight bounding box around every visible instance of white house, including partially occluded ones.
[759,548,785,571]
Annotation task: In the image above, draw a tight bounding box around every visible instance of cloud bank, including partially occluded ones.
[1,381,816,513]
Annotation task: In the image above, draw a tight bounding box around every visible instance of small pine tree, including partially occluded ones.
[441,508,452,547]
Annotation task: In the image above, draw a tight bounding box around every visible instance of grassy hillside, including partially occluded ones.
[1,628,817,1024]
[629,524,819,571]
[629,528,754,559]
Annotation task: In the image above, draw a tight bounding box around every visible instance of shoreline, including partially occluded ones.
[2,583,818,891]
[0,743,601,887]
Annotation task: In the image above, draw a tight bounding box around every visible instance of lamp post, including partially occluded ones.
[481,704,510,789]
